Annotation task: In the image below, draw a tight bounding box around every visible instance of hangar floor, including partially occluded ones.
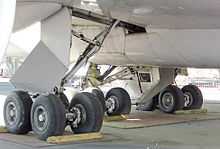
[0,103,219,149]
[0,80,220,149]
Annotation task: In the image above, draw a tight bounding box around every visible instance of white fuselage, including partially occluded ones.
[9,0,220,68]
[87,0,220,68]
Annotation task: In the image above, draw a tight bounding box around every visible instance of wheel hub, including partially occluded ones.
[6,102,17,125]
[38,114,46,122]
[34,106,48,131]
[161,92,174,109]
[184,92,193,107]
[106,96,118,113]
[9,109,15,117]
[69,104,87,128]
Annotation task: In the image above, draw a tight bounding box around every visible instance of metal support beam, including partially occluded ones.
[99,67,132,85]
[67,6,146,33]
[136,68,176,109]
[97,65,117,81]
[71,29,100,46]
[60,20,120,89]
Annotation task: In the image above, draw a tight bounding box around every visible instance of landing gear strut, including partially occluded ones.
[4,15,119,140]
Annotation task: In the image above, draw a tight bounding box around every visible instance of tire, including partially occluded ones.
[31,94,66,140]
[106,88,131,116]
[4,91,32,134]
[158,85,185,113]
[182,85,203,110]
[91,89,106,111]
[57,92,69,109]
[69,92,103,134]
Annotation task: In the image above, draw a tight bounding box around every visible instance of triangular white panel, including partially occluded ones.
[10,41,68,93]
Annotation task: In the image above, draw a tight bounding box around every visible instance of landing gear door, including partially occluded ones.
[10,41,68,93]
[41,7,71,67]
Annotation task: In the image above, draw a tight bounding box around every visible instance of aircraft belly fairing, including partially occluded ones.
[71,27,220,68]
[97,0,220,29]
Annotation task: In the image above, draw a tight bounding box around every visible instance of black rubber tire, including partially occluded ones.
[57,92,69,109]
[31,94,66,140]
[69,92,103,134]
[182,85,203,110]
[106,88,131,116]
[158,85,185,113]
[4,91,33,134]
[92,89,106,111]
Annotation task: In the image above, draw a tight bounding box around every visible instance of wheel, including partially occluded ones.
[57,92,69,109]
[182,85,203,110]
[158,85,185,113]
[4,91,33,134]
[105,88,131,116]
[91,89,106,111]
[69,92,103,134]
[31,94,66,140]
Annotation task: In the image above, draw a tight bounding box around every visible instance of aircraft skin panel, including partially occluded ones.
[10,0,220,69]
[97,0,220,29]
[14,2,61,31]
[90,29,220,68]
[15,0,220,29]
[41,7,72,67]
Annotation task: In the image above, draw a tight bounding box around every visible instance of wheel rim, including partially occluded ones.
[5,101,17,125]
[33,106,48,131]
[184,92,193,107]
[106,96,119,114]
[70,104,87,128]
[161,92,175,109]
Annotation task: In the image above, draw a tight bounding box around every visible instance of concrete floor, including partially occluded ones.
[0,81,219,149]
[0,103,220,149]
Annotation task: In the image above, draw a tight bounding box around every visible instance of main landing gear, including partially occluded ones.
[3,13,113,140]
[3,87,132,140]
[4,91,104,140]
[154,84,203,114]
[3,8,140,140]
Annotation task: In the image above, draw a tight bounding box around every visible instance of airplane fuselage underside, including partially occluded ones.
[79,28,220,68]
[14,0,220,68]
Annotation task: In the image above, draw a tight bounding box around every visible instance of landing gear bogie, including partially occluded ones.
[3,90,105,141]
[152,84,203,113]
